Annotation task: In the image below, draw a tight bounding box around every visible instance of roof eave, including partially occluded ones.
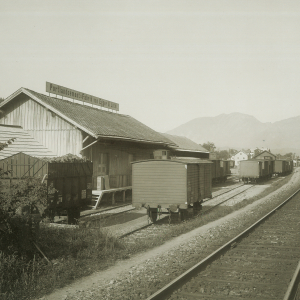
[169,147,209,154]
[96,134,176,146]
[0,88,98,139]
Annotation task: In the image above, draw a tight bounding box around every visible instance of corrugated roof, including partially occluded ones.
[0,88,174,145]
[0,125,56,160]
[161,133,209,153]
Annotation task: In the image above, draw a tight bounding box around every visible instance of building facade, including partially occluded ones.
[0,88,176,189]
[231,151,248,166]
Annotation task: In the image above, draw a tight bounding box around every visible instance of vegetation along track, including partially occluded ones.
[119,185,254,239]
[79,204,135,224]
[146,188,300,300]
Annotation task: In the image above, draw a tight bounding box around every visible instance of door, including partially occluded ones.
[93,153,109,189]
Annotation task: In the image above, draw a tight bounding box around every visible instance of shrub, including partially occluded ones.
[0,177,54,257]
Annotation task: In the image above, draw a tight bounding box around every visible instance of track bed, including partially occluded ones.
[150,190,300,300]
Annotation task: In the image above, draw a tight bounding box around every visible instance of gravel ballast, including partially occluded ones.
[41,169,300,300]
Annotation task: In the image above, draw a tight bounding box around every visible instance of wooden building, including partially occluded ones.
[0,88,176,189]
[253,150,276,161]
[0,124,56,160]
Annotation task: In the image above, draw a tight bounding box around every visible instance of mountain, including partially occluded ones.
[166,113,300,154]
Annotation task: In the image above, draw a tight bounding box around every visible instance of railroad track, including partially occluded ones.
[210,182,245,199]
[119,184,255,239]
[79,204,135,224]
[80,183,247,227]
[146,188,300,300]
[201,184,254,214]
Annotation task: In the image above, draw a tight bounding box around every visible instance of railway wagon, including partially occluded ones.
[210,159,231,183]
[132,158,212,222]
[288,160,294,173]
[0,152,93,223]
[274,160,291,176]
[239,159,274,183]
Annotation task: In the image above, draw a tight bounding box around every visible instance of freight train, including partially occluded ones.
[210,159,231,183]
[239,159,293,183]
[132,158,212,222]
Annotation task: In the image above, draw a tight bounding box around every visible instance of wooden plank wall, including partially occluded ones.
[86,142,155,189]
[187,164,199,204]
[0,152,48,178]
[132,160,187,207]
[0,94,83,156]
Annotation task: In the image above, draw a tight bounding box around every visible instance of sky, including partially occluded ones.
[1,0,300,132]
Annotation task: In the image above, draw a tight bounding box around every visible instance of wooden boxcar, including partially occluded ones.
[274,159,294,176]
[287,160,294,173]
[274,160,288,176]
[132,158,212,222]
[210,159,231,183]
[239,159,274,183]
[0,152,93,223]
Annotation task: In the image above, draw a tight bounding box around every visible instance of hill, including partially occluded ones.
[166,113,300,155]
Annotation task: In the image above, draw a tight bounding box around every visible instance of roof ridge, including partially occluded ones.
[1,87,175,146]
[24,88,132,118]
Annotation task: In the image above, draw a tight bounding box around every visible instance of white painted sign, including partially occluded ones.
[46,82,119,111]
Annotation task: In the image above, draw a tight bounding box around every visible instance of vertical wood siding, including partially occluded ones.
[187,164,199,204]
[203,164,212,199]
[0,94,83,156]
[132,160,187,208]
[86,142,155,189]
[0,152,48,178]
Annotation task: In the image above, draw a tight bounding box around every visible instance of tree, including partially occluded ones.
[217,150,229,160]
[254,148,263,157]
[229,149,238,157]
[282,152,294,159]
[202,141,215,152]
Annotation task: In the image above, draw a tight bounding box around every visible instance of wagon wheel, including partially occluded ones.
[150,211,157,223]
[193,202,202,215]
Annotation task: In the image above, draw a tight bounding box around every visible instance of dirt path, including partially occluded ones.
[40,170,300,300]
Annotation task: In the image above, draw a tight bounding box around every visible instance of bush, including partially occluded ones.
[0,177,53,257]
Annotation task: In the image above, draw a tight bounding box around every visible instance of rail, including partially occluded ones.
[146,188,300,300]
[284,261,300,300]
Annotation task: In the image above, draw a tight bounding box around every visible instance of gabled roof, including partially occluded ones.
[253,150,276,159]
[161,133,209,153]
[233,151,248,157]
[0,88,175,146]
[0,124,56,160]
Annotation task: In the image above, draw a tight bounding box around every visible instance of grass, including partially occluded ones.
[0,226,126,300]
[0,172,296,300]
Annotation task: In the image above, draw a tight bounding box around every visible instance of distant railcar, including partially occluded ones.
[239,159,274,183]
[287,160,294,173]
[274,159,293,176]
[210,159,231,183]
[132,158,212,222]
